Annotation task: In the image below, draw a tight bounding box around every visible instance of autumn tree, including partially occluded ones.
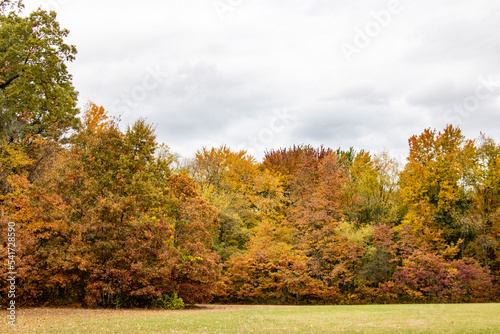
[218,220,329,304]
[399,125,475,255]
[262,145,311,178]
[4,104,220,307]
[0,138,30,196]
[261,146,374,299]
[263,145,330,200]
[188,146,263,260]
[347,151,404,225]
[459,134,500,270]
[284,148,368,296]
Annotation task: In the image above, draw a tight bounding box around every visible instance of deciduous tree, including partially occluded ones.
[6,104,220,307]
[0,7,78,141]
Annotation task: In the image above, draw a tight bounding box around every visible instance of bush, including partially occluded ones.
[151,292,185,310]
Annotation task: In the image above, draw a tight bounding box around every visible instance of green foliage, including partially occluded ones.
[0,8,79,141]
[151,291,185,310]
[0,0,22,14]
[359,246,392,285]
[338,221,373,244]
[349,151,404,225]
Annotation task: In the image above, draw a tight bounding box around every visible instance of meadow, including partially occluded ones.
[2,303,499,333]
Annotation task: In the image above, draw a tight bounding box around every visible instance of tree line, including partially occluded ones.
[1,2,498,307]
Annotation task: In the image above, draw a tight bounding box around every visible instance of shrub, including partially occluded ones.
[151,292,185,310]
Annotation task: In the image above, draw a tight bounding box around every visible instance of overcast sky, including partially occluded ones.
[26,0,500,161]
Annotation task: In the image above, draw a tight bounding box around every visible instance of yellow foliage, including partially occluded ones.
[82,102,113,133]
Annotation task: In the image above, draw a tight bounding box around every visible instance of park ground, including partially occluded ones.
[1,303,499,333]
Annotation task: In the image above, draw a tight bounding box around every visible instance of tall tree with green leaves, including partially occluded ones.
[0,2,79,210]
[0,6,78,141]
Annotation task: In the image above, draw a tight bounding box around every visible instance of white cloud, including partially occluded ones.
[25,0,500,160]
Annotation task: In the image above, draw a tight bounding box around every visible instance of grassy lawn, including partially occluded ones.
[1,303,499,333]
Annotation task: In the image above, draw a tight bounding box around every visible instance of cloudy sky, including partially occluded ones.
[26,0,500,161]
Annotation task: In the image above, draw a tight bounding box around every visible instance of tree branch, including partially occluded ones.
[0,74,19,90]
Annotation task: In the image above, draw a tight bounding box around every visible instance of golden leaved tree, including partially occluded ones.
[1,103,220,307]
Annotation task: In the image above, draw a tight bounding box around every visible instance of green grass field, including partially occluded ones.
[1,303,499,333]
